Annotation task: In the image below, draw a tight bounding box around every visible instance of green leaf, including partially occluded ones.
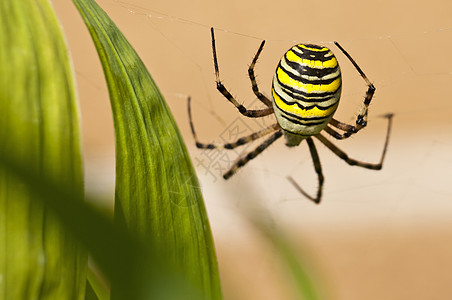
[0,150,180,300]
[72,0,222,299]
[249,212,322,300]
[0,0,87,299]
[86,268,110,300]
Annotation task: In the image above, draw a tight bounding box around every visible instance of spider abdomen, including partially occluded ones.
[272,44,342,138]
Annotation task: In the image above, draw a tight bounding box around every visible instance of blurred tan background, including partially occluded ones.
[54,0,452,299]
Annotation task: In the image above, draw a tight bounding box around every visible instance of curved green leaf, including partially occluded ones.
[0,0,86,299]
[249,211,322,300]
[72,0,222,299]
[86,268,109,300]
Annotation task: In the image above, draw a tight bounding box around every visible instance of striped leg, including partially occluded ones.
[223,130,283,179]
[324,120,357,140]
[326,113,393,140]
[315,113,393,169]
[328,41,377,139]
[188,96,279,149]
[211,27,274,118]
[248,40,273,107]
[288,137,324,204]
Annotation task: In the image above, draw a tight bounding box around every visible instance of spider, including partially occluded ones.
[188,27,393,204]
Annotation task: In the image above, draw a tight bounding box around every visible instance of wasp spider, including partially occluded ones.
[188,28,393,204]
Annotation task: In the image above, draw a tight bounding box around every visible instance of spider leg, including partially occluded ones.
[248,40,273,107]
[223,130,283,179]
[324,119,357,140]
[316,113,393,169]
[329,41,378,139]
[211,27,274,118]
[188,97,279,149]
[288,137,324,204]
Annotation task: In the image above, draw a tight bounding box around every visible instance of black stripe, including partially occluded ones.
[293,44,330,53]
[273,85,339,110]
[278,63,339,85]
[274,74,341,99]
[290,47,334,62]
[280,112,328,126]
[278,85,337,103]
[284,57,340,78]
[273,90,337,111]
[277,104,332,122]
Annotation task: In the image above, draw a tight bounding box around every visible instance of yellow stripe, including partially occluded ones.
[273,89,338,118]
[286,50,337,69]
[276,67,341,94]
[299,44,329,52]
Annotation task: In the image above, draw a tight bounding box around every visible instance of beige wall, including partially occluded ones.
[54,1,452,299]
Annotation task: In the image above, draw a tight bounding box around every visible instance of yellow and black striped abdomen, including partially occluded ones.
[272,44,342,140]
